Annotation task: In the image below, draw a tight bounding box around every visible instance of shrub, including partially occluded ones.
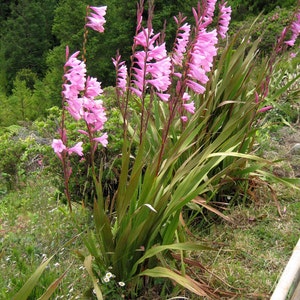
[0,125,51,193]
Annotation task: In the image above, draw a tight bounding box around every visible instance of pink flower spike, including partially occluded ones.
[204,0,217,25]
[218,1,232,39]
[285,12,300,47]
[86,6,107,33]
[258,105,273,113]
[68,142,84,156]
[63,50,87,102]
[172,22,191,66]
[93,132,108,147]
[186,29,218,94]
[113,55,128,94]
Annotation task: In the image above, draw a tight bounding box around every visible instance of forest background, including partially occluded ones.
[0,0,297,126]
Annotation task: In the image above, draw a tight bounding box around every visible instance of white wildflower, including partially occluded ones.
[105,272,113,278]
[118,281,125,287]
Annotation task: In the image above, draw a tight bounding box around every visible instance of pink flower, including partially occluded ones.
[93,132,108,147]
[258,105,273,113]
[86,6,107,33]
[218,2,232,39]
[85,76,103,98]
[181,116,188,122]
[37,158,43,166]
[52,139,66,154]
[156,92,170,102]
[186,80,206,94]
[68,142,84,156]
[78,129,89,136]
[183,101,195,114]
[134,28,160,49]
[52,139,84,157]
[66,97,83,120]
[52,139,67,160]
[182,92,191,102]
[81,99,107,132]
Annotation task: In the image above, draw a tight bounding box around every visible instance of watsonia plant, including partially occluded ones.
[16,0,300,299]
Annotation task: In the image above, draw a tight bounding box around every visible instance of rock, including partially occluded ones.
[11,126,51,145]
[291,143,300,155]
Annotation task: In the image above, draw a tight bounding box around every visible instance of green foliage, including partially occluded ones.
[0,45,7,94]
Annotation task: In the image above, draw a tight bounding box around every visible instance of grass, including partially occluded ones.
[0,173,93,299]
[195,193,300,299]
[0,126,299,299]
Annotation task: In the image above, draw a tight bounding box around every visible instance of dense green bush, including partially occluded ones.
[259,53,300,126]
[229,7,297,55]
[0,125,51,193]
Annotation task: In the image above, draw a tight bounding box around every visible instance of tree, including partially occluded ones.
[228,0,296,21]
[1,0,58,92]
